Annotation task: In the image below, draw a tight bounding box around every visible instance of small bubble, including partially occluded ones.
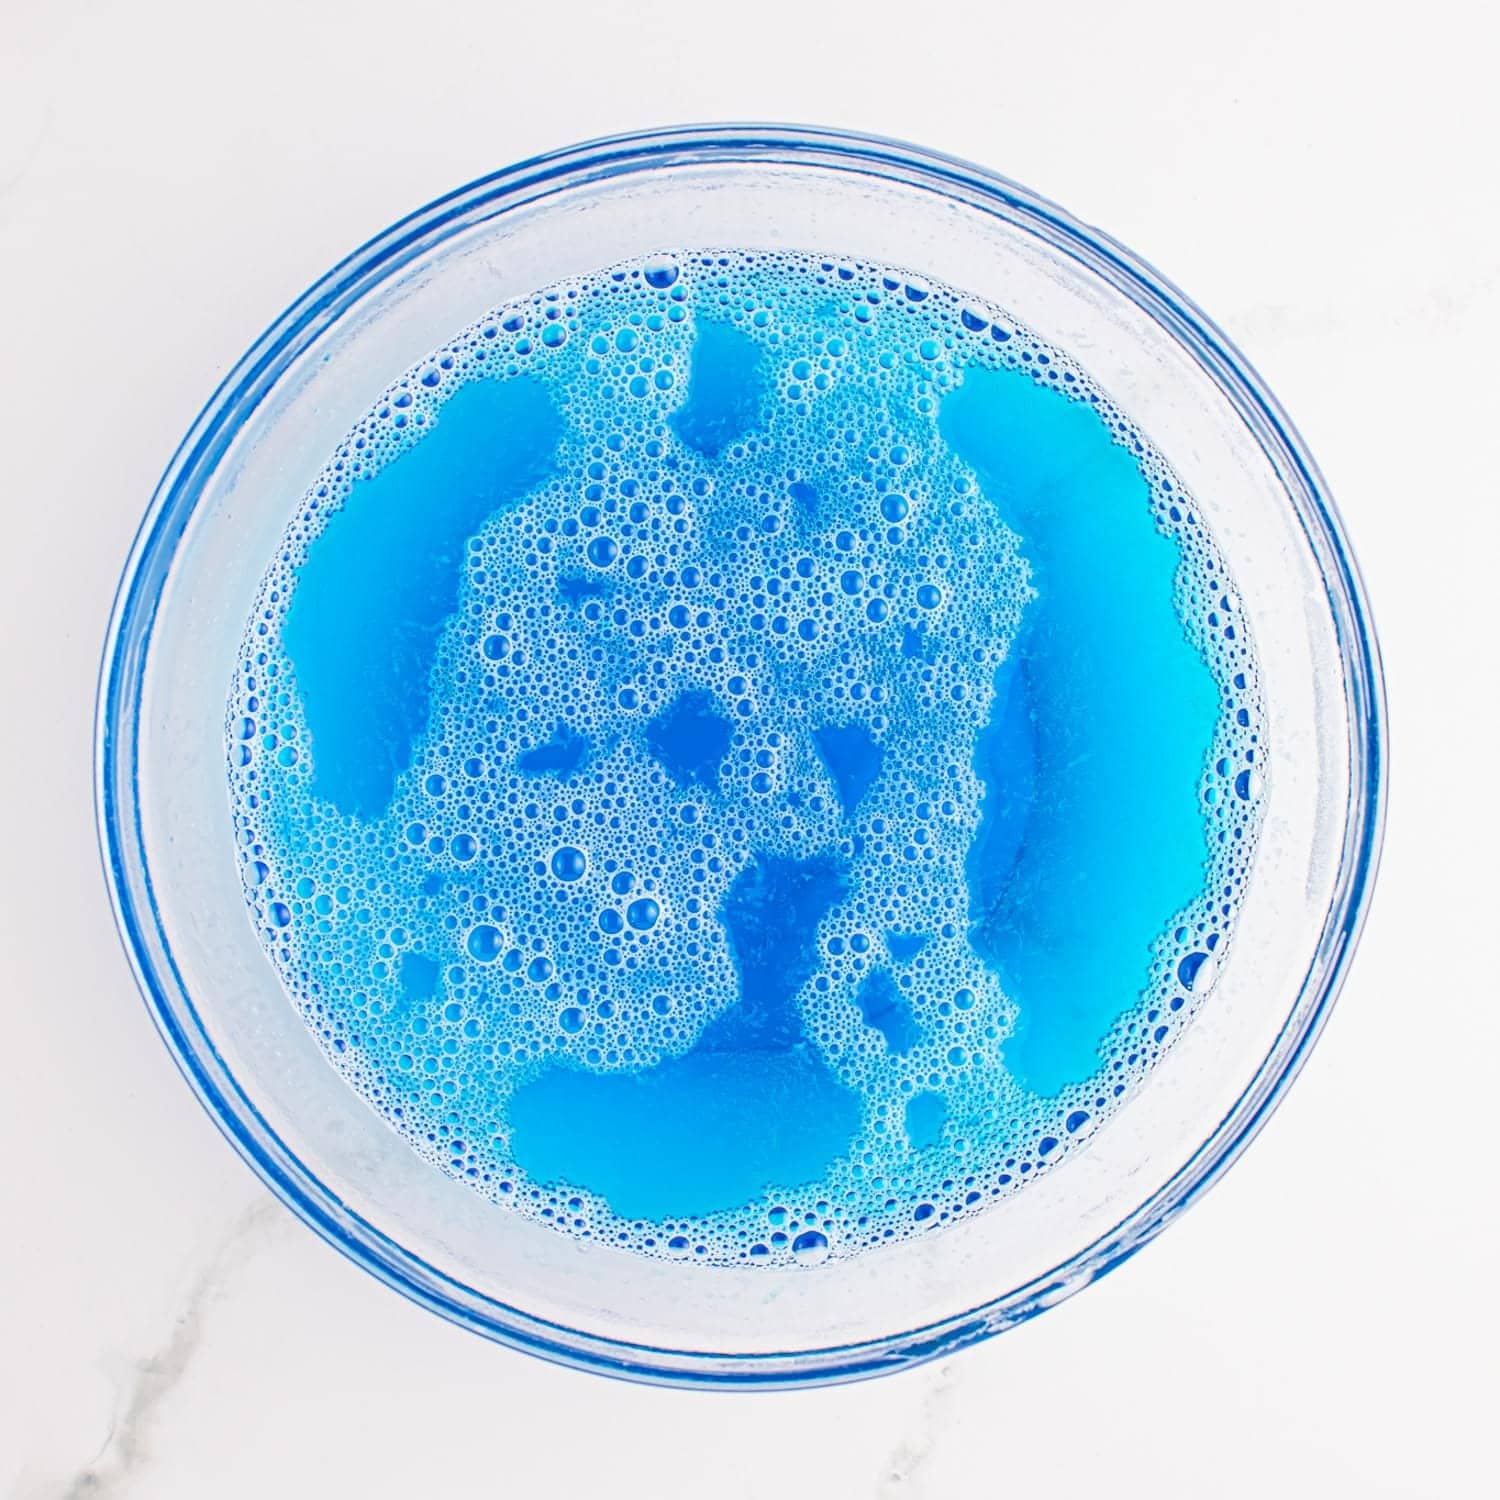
[467,924,503,962]
[643,257,680,289]
[626,897,660,931]
[1178,951,1215,992]
[791,1229,830,1265]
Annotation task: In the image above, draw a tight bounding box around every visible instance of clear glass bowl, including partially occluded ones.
[96,125,1386,1387]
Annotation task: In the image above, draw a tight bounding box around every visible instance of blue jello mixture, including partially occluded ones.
[227,251,1264,1265]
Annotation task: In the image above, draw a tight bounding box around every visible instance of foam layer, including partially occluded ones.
[227,251,1265,1266]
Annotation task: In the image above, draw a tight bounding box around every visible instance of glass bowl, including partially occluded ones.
[96,124,1386,1388]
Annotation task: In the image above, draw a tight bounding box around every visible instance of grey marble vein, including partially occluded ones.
[877,1360,958,1495]
[55,1197,284,1499]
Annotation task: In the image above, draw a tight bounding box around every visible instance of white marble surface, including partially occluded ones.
[2,2,1496,1494]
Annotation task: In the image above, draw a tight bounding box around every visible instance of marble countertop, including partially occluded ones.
[2,2,1494,1495]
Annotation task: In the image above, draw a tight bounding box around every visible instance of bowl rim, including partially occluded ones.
[94,121,1387,1389]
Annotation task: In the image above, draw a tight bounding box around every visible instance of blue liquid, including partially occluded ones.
[943,373,1222,1096]
[229,252,1263,1264]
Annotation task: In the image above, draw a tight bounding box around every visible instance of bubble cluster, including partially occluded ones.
[226,250,1266,1267]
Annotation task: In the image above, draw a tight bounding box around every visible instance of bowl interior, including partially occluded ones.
[99,128,1382,1386]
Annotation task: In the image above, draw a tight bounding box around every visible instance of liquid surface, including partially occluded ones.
[228,251,1264,1264]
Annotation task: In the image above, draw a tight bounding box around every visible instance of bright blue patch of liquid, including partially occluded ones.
[646,690,734,791]
[517,723,589,779]
[814,723,885,815]
[671,320,766,458]
[282,378,560,818]
[944,368,1219,1097]
[852,970,919,1055]
[906,1091,947,1151]
[229,251,1262,1265]
[510,854,859,1219]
